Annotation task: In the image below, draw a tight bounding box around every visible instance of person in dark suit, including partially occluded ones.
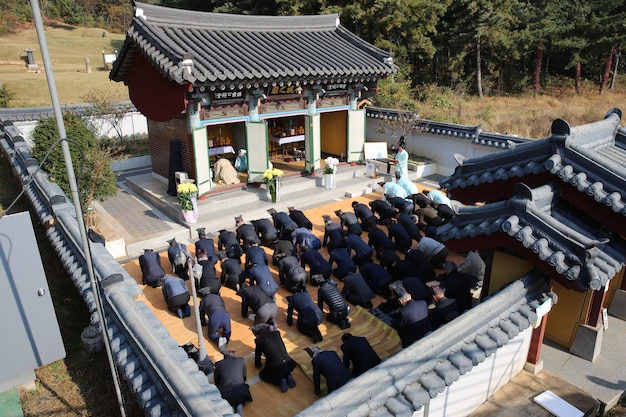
[387,195,413,215]
[405,249,437,283]
[430,288,460,330]
[379,249,418,280]
[268,208,298,241]
[335,209,362,236]
[196,248,221,296]
[328,247,357,280]
[214,350,252,414]
[401,276,433,304]
[218,251,245,291]
[394,293,431,348]
[344,234,374,267]
[341,272,375,309]
[161,275,190,318]
[316,277,350,330]
[235,215,261,251]
[368,226,396,259]
[300,248,332,281]
[396,212,422,243]
[167,238,191,280]
[351,201,378,232]
[195,228,217,263]
[138,249,165,288]
[438,261,473,313]
[278,255,307,292]
[199,293,231,348]
[252,218,278,248]
[307,345,353,395]
[359,262,393,298]
[369,199,397,224]
[292,226,321,253]
[322,216,345,252]
[252,323,297,393]
[386,221,413,253]
[218,228,242,262]
[288,206,313,230]
[286,289,323,342]
[248,264,278,299]
[244,241,268,271]
[272,239,297,266]
[340,333,381,377]
[238,285,278,326]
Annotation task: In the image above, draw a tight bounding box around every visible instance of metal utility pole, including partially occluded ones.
[28,1,127,416]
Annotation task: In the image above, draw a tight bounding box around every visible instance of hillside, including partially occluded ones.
[2,23,626,139]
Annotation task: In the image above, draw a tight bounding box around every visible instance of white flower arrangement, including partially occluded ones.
[324,156,339,174]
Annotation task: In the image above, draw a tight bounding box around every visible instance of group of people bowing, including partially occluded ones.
[137,186,486,415]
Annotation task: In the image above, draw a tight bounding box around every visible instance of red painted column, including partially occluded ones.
[587,289,607,327]
[527,314,548,364]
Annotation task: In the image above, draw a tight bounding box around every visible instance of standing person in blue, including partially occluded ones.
[306,345,353,395]
[286,289,323,343]
[195,248,221,296]
[341,272,375,309]
[394,143,409,180]
[167,238,191,280]
[328,247,357,280]
[161,275,191,318]
[300,247,332,281]
[340,333,381,377]
[268,208,298,241]
[248,264,279,300]
[139,248,165,288]
[335,209,362,236]
[195,228,217,263]
[199,293,231,351]
[351,201,378,232]
[252,323,297,393]
[315,275,351,330]
[213,350,252,415]
[238,285,278,326]
[345,234,374,267]
[288,206,313,230]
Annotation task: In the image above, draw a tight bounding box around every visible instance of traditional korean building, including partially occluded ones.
[110,2,397,196]
[438,108,626,361]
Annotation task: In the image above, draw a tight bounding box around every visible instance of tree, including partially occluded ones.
[0,82,15,107]
[80,88,135,140]
[31,112,117,211]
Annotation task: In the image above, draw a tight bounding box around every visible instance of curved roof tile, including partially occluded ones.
[110,2,397,85]
[437,183,626,290]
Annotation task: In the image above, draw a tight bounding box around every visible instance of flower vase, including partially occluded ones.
[182,209,198,223]
[324,173,333,189]
[269,179,281,202]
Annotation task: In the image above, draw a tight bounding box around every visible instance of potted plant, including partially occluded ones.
[323,156,339,189]
[263,167,284,202]
[177,182,199,223]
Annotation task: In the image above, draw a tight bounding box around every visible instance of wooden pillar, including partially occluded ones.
[586,288,607,327]
[527,314,548,365]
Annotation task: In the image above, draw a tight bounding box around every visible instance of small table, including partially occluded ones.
[209,145,235,156]
[270,135,305,159]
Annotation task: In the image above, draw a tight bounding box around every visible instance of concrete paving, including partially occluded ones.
[92,164,625,415]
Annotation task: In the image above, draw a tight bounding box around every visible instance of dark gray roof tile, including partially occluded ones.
[475,334,498,357]
[447,350,474,375]
[461,342,486,366]
[111,2,396,85]
[419,371,446,397]
[487,327,510,348]
[434,360,461,385]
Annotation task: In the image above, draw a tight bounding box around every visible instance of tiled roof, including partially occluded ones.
[436,183,626,291]
[365,107,531,149]
[110,2,397,86]
[441,108,626,215]
[0,103,137,122]
[296,272,552,417]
